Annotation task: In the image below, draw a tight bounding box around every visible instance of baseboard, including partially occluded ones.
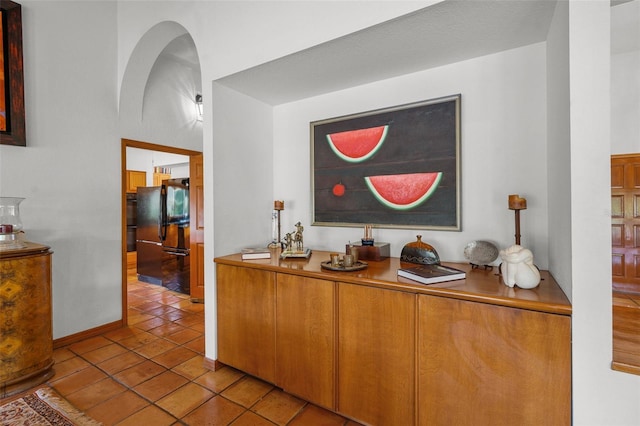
[53,320,124,349]
[203,357,225,371]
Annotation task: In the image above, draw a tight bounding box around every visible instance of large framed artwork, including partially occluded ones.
[0,0,25,146]
[311,95,461,230]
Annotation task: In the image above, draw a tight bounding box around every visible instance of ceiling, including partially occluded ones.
[216,0,559,105]
[160,0,638,106]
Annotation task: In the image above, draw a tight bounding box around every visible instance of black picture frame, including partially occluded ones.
[0,0,24,146]
[311,95,461,230]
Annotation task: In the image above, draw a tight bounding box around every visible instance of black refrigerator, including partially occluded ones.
[136,178,190,294]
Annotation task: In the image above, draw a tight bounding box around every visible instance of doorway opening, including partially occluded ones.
[121,138,203,325]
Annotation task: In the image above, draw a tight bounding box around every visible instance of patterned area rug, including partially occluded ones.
[0,387,102,425]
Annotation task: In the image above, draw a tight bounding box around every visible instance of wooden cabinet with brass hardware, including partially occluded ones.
[0,242,53,398]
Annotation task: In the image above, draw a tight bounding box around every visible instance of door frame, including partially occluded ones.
[121,138,202,325]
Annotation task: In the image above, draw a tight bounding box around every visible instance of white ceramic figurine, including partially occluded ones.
[499,245,541,289]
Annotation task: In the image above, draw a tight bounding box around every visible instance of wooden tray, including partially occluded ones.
[320,260,368,272]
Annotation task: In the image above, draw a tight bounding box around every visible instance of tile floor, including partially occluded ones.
[29,271,361,425]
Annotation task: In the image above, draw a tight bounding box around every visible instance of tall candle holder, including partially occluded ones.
[508,194,527,245]
[269,200,285,249]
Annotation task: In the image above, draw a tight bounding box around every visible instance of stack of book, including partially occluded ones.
[397,263,466,285]
[241,247,271,260]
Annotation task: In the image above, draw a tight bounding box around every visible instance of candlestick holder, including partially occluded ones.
[508,194,527,245]
[269,200,285,249]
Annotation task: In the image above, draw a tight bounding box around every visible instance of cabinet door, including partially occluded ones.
[216,264,276,383]
[126,170,146,193]
[418,295,571,426]
[276,274,335,409]
[337,283,415,426]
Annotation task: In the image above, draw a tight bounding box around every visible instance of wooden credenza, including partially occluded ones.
[214,251,572,426]
[0,242,53,397]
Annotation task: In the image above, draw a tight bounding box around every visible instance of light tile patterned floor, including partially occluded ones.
[35,270,361,425]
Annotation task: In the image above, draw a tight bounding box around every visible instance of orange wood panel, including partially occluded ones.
[276,273,335,409]
[216,264,276,383]
[418,295,571,426]
[337,282,415,426]
[189,153,205,301]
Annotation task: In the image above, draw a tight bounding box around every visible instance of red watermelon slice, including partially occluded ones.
[364,172,443,210]
[326,125,388,163]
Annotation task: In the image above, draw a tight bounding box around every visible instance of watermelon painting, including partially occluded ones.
[364,172,443,210]
[311,95,461,230]
[326,125,388,163]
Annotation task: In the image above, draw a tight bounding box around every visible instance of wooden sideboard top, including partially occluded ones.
[0,241,51,259]
[214,249,572,316]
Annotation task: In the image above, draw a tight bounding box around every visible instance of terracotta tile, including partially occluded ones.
[251,389,306,426]
[82,342,129,364]
[128,312,155,325]
[188,322,205,333]
[230,410,278,426]
[52,347,76,363]
[85,390,149,425]
[222,376,274,408]
[146,305,179,316]
[103,326,145,343]
[174,314,202,328]
[136,316,168,332]
[114,359,166,387]
[182,395,246,426]
[152,346,199,369]
[183,336,205,354]
[50,356,91,381]
[148,322,187,338]
[289,404,349,426]
[170,299,194,310]
[68,336,113,355]
[97,350,146,375]
[172,355,209,380]
[114,404,177,426]
[133,370,189,401]
[64,378,126,410]
[118,331,160,350]
[133,338,177,358]
[194,366,245,393]
[50,365,108,396]
[165,328,201,345]
[136,300,164,312]
[156,382,214,418]
[158,293,183,305]
[160,309,192,322]
[182,303,205,313]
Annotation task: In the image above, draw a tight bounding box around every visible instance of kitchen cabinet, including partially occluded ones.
[276,273,335,408]
[214,252,572,426]
[0,242,53,397]
[216,263,276,382]
[153,172,171,186]
[337,282,415,426]
[125,170,146,193]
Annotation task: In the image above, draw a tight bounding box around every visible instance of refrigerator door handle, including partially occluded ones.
[137,239,162,246]
[159,184,167,242]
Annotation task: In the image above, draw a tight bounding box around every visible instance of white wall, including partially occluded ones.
[546,0,572,298]
[611,0,640,155]
[272,43,549,266]
[0,1,120,338]
[569,2,640,425]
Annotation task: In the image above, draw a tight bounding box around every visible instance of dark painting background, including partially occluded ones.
[312,95,460,229]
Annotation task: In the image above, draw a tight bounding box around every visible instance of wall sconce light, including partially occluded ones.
[195,94,203,119]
